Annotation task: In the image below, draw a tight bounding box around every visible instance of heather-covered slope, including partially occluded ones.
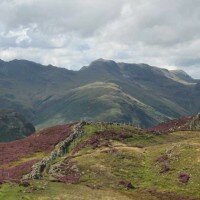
[0,122,199,199]
[149,113,200,134]
[0,59,199,129]
[0,123,73,181]
[0,110,35,142]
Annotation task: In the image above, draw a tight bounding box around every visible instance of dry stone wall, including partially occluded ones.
[23,122,85,180]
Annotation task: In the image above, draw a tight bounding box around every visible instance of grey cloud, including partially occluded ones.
[0,0,199,78]
[0,0,124,36]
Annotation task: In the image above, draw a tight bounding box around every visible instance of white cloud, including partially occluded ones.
[0,0,200,78]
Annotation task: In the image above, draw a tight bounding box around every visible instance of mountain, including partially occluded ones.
[0,121,199,199]
[0,58,199,129]
[0,109,35,142]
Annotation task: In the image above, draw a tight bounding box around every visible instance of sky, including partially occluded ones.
[0,0,200,78]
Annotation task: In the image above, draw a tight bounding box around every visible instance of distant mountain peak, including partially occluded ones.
[81,58,119,71]
[95,58,107,62]
[91,58,116,64]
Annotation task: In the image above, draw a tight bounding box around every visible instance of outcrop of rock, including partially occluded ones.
[48,158,80,184]
[188,113,200,130]
[0,109,35,142]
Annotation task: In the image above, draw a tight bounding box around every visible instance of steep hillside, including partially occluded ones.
[0,59,199,129]
[0,110,35,142]
[0,122,199,200]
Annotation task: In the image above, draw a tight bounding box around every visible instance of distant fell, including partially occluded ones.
[0,109,35,142]
[0,58,199,129]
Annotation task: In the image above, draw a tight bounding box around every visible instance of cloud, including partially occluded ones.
[0,0,199,78]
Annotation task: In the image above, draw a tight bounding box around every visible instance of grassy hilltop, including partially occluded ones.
[0,121,199,200]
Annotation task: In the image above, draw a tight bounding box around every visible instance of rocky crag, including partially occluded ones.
[188,113,200,130]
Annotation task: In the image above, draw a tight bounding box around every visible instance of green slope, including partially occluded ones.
[34,82,168,129]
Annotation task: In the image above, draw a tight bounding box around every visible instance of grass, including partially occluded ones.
[141,136,200,197]
[68,126,200,198]
[0,181,160,200]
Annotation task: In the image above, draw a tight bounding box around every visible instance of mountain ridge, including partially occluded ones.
[0,58,196,80]
[0,58,199,129]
